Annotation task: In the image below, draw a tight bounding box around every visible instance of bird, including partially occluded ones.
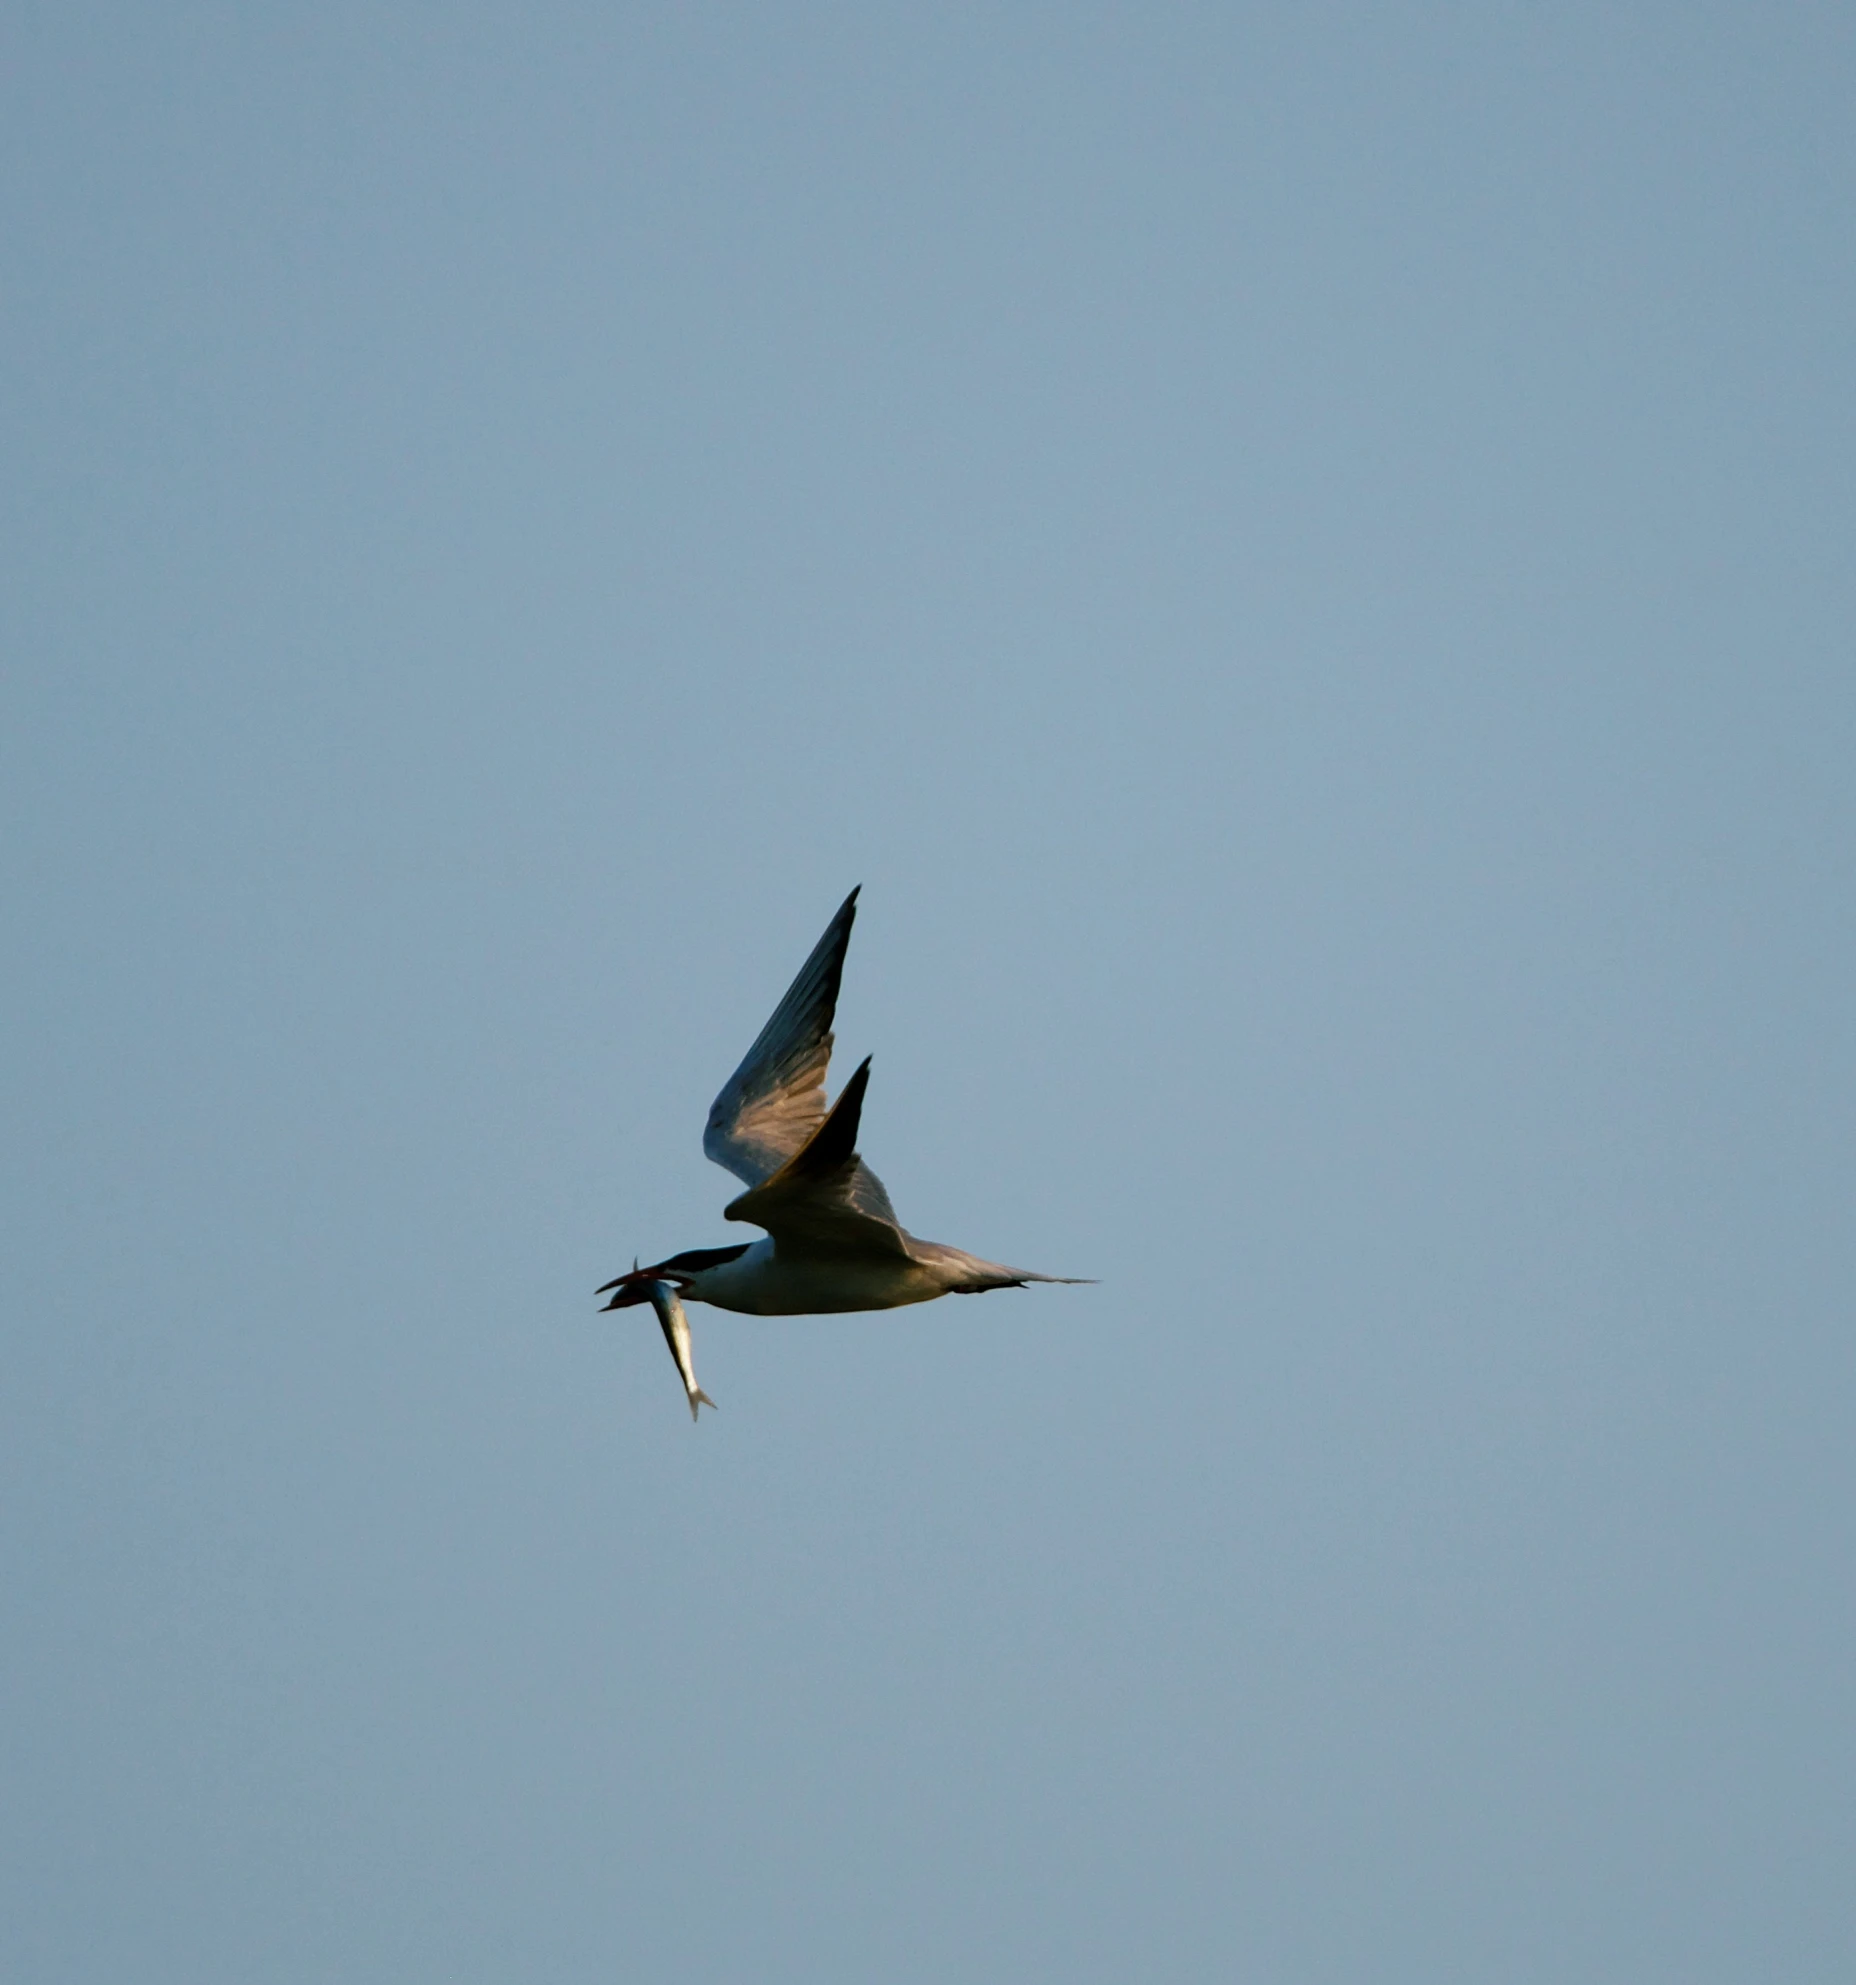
[599,887,1087,1417]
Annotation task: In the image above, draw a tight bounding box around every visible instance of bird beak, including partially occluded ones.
[597,1258,653,1309]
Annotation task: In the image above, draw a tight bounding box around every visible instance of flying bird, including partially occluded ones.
[599,887,1086,1417]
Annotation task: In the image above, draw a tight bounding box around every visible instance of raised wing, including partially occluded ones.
[704,888,860,1187]
[722,1056,914,1259]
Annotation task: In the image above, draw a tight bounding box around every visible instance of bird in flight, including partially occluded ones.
[599,887,1087,1418]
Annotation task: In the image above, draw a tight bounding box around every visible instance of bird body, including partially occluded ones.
[679,1238,937,1315]
[674,1236,1054,1316]
[600,888,1086,1412]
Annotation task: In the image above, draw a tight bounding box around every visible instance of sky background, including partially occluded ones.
[3,3,1853,1979]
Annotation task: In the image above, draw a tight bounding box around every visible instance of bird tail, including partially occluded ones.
[909,1241,1095,1294]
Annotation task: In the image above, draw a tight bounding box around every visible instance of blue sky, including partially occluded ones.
[4,4,1852,1978]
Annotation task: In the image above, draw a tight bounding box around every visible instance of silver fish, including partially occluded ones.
[641,1278,716,1422]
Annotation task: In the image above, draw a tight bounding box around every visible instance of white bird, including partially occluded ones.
[599,888,1087,1416]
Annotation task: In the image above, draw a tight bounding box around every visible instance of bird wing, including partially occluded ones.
[703,888,860,1188]
[722,1056,914,1260]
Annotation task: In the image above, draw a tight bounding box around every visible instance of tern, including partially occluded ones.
[599,887,1086,1418]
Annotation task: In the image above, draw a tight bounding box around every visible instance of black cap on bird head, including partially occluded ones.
[597,1242,751,1308]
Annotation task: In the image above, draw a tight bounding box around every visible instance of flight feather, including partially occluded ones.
[703,887,859,1187]
[723,1055,911,1258]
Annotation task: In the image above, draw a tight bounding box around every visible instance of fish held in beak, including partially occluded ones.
[640,1277,716,1422]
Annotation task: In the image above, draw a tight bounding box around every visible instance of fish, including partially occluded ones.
[641,1278,716,1422]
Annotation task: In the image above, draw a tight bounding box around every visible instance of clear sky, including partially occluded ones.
[4,4,1852,1979]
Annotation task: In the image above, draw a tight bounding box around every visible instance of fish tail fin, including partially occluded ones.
[690,1388,717,1421]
